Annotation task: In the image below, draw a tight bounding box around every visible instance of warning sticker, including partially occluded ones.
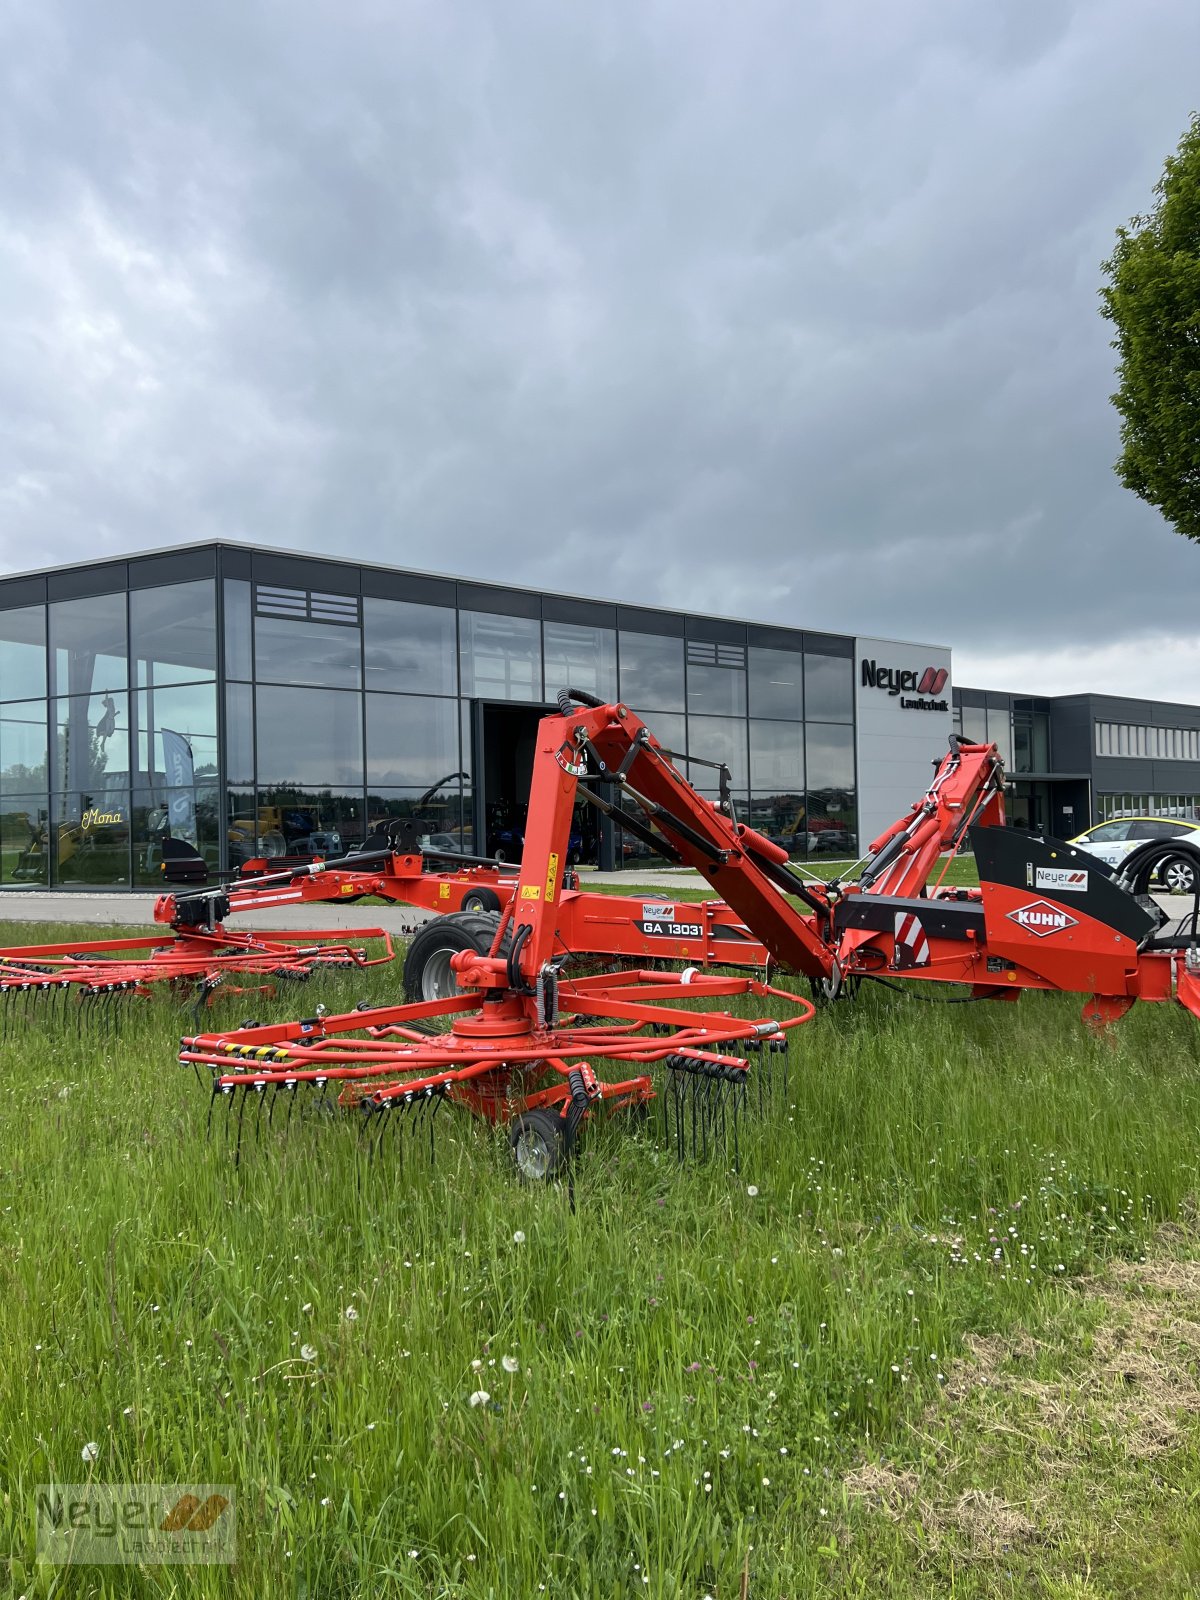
[546,851,559,904]
[520,885,541,900]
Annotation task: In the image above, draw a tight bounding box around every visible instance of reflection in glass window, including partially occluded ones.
[363,598,457,695]
[687,715,748,789]
[224,580,252,681]
[253,787,367,856]
[748,647,804,720]
[132,782,221,884]
[618,632,684,712]
[51,791,131,886]
[749,720,804,791]
[255,685,363,787]
[131,582,216,687]
[50,592,128,697]
[459,611,542,702]
[0,606,47,701]
[53,693,131,795]
[630,710,687,756]
[805,722,856,855]
[544,623,617,702]
[747,792,807,858]
[225,681,254,786]
[1,701,48,794]
[135,684,218,788]
[367,788,466,848]
[366,694,461,788]
[803,650,853,724]
[0,795,48,884]
[254,612,361,689]
[686,663,747,718]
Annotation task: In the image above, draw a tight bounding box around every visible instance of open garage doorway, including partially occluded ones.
[470,701,610,868]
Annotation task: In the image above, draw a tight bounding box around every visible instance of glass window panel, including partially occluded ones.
[960,703,988,744]
[543,622,617,702]
[365,693,461,788]
[362,597,458,695]
[224,579,252,680]
[459,611,542,702]
[687,663,746,717]
[132,781,221,886]
[986,706,1012,769]
[131,581,216,687]
[135,684,218,788]
[748,647,804,720]
[254,685,363,786]
[803,650,853,724]
[50,592,127,696]
[749,720,805,791]
[253,787,366,857]
[225,681,254,786]
[0,794,49,884]
[50,791,130,886]
[747,791,808,858]
[630,710,687,757]
[805,723,857,855]
[618,631,685,712]
[367,788,466,848]
[686,715,748,789]
[53,693,131,795]
[254,612,361,689]
[0,605,47,701]
[1,701,48,794]
[1032,714,1050,770]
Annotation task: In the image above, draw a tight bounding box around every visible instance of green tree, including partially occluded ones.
[1100,113,1200,542]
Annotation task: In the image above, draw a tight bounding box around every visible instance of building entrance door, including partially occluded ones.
[470,701,606,868]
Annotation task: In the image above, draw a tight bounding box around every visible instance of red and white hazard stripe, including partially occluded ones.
[893,911,930,968]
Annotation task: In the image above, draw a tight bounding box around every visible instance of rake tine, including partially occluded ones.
[233,1086,249,1169]
[252,1081,268,1144]
[283,1079,299,1133]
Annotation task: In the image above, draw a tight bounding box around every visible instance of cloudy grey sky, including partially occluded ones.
[1,0,1197,696]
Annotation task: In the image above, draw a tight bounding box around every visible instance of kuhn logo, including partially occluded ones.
[1006,899,1079,938]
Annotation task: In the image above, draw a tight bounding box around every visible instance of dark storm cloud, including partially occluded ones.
[0,0,1197,691]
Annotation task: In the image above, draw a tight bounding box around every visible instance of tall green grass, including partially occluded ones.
[0,919,1197,1596]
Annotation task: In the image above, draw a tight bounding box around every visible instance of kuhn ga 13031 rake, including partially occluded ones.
[180,695,816,1176]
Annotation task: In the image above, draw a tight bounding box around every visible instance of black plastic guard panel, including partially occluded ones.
[834,894,984,942]
[969,826,1158,946]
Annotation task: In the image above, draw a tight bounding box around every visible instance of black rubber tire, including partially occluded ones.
[461,887,501,914]
[1160,855,1197,895]
[509,1107,571,1181]
[402,911,511,1002]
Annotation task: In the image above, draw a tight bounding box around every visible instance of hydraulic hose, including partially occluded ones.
[557,687,607,715]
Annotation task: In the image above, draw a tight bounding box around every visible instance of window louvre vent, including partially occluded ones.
[255,586,361,627]
[687,640,746,670]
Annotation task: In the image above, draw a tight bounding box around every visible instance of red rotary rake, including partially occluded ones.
[179,694,818,1175]
[179,689,1200,1177]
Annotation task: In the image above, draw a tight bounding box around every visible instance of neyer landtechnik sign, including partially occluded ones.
[860,659,949,712]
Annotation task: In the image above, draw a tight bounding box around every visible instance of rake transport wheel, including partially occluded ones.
[402,912,513,1002]
[461,887,502,914]
[509,1107,571,1181]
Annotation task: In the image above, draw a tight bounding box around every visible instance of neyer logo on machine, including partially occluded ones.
[860,660,948,710]
[1006,900,1079,938]
[1034,866,1089,893]
[639,903,703,939]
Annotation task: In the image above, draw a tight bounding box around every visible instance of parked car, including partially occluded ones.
[1068,817,1200,894]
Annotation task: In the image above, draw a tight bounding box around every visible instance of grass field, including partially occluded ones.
[3,916,1200,1597]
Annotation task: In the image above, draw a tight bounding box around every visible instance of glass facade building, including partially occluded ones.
[0,544,859,888]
